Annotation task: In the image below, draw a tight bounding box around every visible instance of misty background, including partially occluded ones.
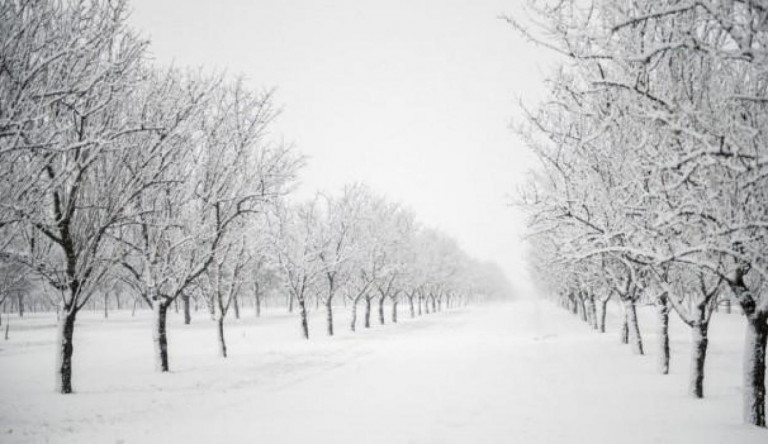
[129,0,549,295]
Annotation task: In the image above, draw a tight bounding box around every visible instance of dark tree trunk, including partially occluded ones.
[689,322,709,398]
[217,315,227,357]
[725,299,731,314]
[378,296,385,325]
[298,297,309,339]
[431,297,436,313]
[350,300,358,332]
[658,295,670,375]
[183,293,191,325]
[392,301,398,323]
[55,309,77,393]
[17,294,23,317]
[578,297,587,322]
[115,293,121,310]
[409,296,415,318]
[233,295,240,320]
[743,312,767,426]
[364,298,371,328]
[326,300,334,336]
[626,301,644,355]
[207,294,215,320]
[103,293,109,319]
[254,289,261,317]
[418,296,423,316]
[599,299,608,332]
[621,308,629,345]
[153,301,170,372]
[570,294,578,315]
[288,292,295,313]
[131,298,139,317]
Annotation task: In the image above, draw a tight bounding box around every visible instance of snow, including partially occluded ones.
[0,300,766,443]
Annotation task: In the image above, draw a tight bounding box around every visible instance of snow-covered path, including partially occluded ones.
[1,300,767,443]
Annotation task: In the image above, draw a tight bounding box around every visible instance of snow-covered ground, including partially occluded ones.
[0,300,766,443]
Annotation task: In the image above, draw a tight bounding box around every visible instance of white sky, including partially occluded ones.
[129,0,551,296]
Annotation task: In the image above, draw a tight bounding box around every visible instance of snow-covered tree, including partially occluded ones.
[512,0,768,425]
[0,0,150,393]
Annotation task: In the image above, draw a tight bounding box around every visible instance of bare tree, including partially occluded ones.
[270,202,323,339]
[0,0,153,393]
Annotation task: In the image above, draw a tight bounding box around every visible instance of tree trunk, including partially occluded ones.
[378,296,385,325]
[570,294,578,315]
[392,301,398,323]
[418,296,423,316]
[350,300,358,332]
[326,300,334,336]
[207,294,215,320]
[254,290,261,317]
[621,306,629,344]
[743,312,767,426]
[431,297,436,313]
[17,294,23,317]
[298,297,309,339]
[599,299,608,333]
[364,298,371,328]
[183,293,191,325]
[626,301,644,355]
[217,315,227,358]
[233,295,240,320]
[658,295,670,375]
[131,298,138,317]
[578,297,587,322]
[588,295,597,329]
[725,299,731,314]
[55,309,77,393]
[288,292,295,313]
[103,293,109,319]
[153,301,170,372]
[689,322,708,398]
[409,296,415,318]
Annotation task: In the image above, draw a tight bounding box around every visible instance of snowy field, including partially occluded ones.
[1,300,767,444]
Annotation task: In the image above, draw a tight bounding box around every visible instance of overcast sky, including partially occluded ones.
[129,0,552,296]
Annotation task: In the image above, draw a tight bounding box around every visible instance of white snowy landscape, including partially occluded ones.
[1,300,765,444]
[2,0,768,442]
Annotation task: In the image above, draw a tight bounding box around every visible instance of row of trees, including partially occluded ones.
[0,0,300,393]
[0,0,512,394]
[513,0,768,427]
[269,184,512,341]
